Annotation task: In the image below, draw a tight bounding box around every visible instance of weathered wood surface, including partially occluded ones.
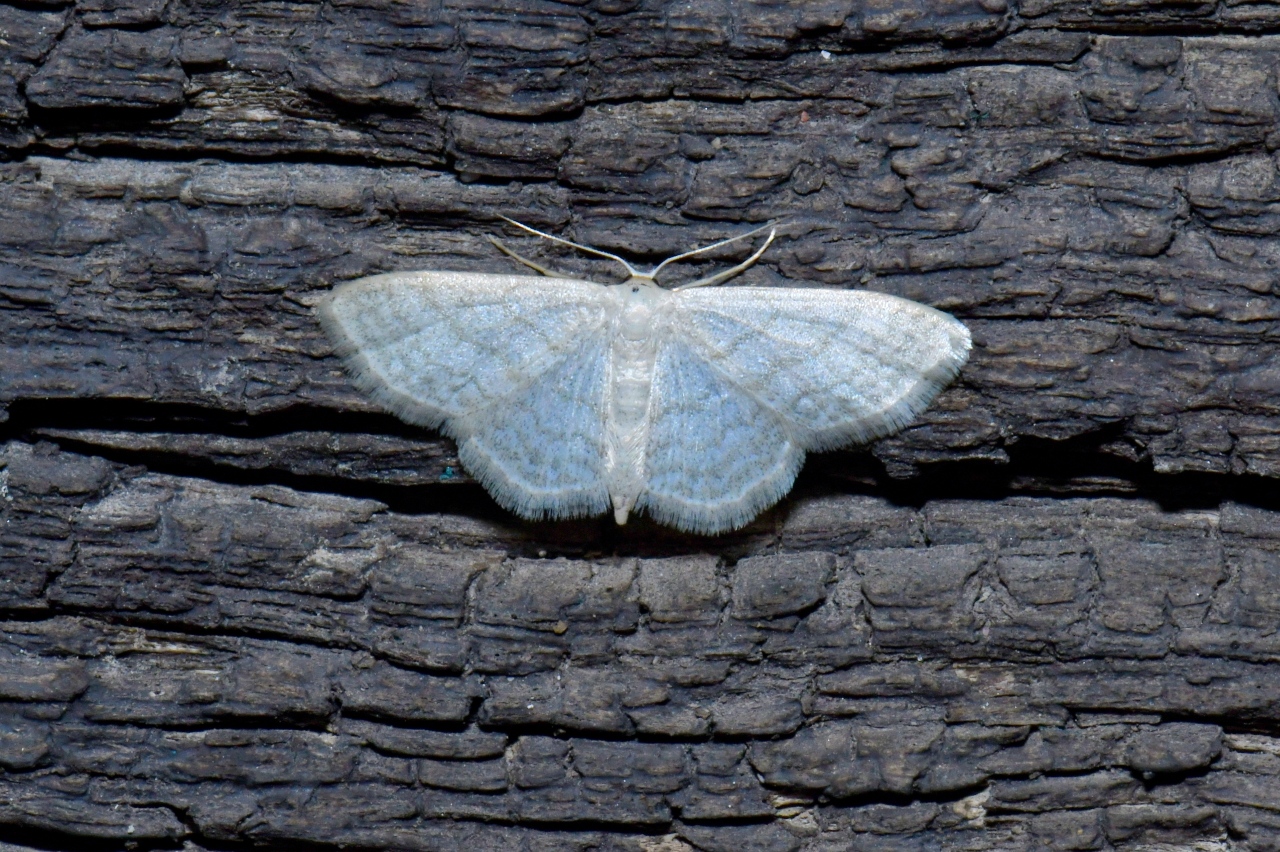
[3,1,1280,850]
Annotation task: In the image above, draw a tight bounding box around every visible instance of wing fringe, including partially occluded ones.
[803,319,972,452]
[639,443,805,535]
[316,288,451,431]
[454,431,612,522]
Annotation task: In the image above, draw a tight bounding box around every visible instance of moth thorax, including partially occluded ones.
[618,298,656,340]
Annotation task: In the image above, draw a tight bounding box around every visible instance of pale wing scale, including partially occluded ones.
[454,334,613,520]
[318,271,616,429]
[319,271,620,521]
[672,287,971,452]
[640,336,804,535]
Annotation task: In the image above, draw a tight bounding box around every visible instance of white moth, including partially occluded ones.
[318,220,970,534]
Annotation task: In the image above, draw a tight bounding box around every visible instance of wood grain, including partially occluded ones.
[2,1,1280,849]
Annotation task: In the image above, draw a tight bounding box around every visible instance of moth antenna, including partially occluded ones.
[497,215,643,279]
[488,236,572,279]
[673,226,779,290]
[651,220,781,280]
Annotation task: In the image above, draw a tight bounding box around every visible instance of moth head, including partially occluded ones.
[624,271,659,290]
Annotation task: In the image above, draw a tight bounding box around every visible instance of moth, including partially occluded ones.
[318,219,970,534]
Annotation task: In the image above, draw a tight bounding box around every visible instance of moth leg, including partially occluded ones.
[488,236,574,279]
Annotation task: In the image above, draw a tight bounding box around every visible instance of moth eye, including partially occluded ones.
[631,287,639,293]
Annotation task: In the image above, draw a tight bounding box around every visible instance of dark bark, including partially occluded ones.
[2,1,1280,850]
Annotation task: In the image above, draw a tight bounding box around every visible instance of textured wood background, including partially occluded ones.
[3,1,1280,850]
